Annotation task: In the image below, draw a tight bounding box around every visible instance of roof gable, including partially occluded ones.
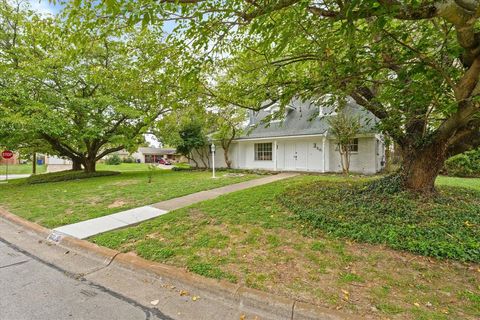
[237,97,379,140]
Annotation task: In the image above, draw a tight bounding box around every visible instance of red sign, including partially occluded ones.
[1,150,13,159]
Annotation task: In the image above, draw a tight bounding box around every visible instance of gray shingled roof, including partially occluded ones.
[117,147,177,155]
[138,147,177,155]
[236,97,379,140]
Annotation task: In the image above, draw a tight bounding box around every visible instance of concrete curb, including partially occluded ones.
[0,207,50,237]
[0,208,348,320]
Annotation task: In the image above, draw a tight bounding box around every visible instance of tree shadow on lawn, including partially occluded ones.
[92,176,480,319]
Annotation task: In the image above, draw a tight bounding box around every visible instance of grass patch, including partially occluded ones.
[0,164,46,175]
[187,262,237,282]
[92,174,480,319]
[26,170,119,184]
[339,272,364,283]
[280,180,480,262]
[97,163,168,172]
[436,175,480,191]
[0,170,260,228]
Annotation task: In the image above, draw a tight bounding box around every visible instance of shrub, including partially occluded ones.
[174,162,191,169]
[105,154,122,165]
[279,180,480,262]
[27,170,120,184]
[444,149,480,177]
[122,156,135,163]
[171,166,275,176]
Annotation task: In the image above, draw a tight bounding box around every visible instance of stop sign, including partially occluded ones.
[1,150,13,159]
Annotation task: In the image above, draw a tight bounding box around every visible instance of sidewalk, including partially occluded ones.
[0,174,30,181]
[0,209,345,320]
[53,173,298,239]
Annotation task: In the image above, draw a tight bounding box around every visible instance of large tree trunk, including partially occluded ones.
[84,158,97,173]
[400,144,447,193]
[72,158,82,171]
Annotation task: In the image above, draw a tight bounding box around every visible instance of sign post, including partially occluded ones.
[210,143,216,179]
[1,150,14,183]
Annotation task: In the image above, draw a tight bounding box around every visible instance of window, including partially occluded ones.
[254,143,273,161]
[348,138,359,152]
[335,138,359,152]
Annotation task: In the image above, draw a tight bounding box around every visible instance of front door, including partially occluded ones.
[284,142,308,171]
[284,143,296,170]
[295,142,308,170]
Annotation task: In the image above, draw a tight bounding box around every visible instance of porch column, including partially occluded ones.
[322,136,328,173]
[274,140,278,171]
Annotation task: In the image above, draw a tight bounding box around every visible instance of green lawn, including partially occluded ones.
[92,174,480,319]
[0,164,46,175]
[96,163,170,172]
[437,175,480,191]
[0,163,184,175]
[0,170,260,228]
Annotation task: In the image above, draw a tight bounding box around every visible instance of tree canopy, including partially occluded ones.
[3,0,480,191]
[78,0,480,191]
[0,1,183,172]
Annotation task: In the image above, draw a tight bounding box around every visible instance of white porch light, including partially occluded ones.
[210,143,216,178]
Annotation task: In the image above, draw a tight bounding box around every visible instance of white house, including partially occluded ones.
[191,97,386,174]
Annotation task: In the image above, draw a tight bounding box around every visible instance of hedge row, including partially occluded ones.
[27,170,120,184]
[444,149,480,177]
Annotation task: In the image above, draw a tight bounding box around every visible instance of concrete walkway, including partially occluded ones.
[0,174,31,181]
[53,173,298,239]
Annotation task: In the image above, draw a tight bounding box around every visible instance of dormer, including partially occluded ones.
[318,94,339,117]
[268,103,281,123]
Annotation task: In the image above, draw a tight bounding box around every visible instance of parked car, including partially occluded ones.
[157,158,172,165]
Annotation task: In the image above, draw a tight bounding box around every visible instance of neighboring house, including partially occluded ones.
[190,97,386,174]
[116,147,185,163]
[0,152,19,165]
[44,155,72,172]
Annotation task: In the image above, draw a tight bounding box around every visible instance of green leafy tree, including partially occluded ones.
[1,2,180,172]
[212,106,246,168]
[86,0,480,193]
[175,122,209,168]
[328,112,361,175]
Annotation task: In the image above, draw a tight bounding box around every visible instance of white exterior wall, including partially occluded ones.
[235,136,327,172]
[189,146,230,168]
[328,136,381,174]
[374,135,386,172]
[211,146,229,168]
[131,152,144,163]
[45,156,71,165]
[189,135,384,174]
[236,141,276,170]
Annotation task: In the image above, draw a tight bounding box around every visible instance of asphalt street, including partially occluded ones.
[0,238,173,320]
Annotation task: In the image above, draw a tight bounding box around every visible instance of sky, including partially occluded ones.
[28,0,62,15]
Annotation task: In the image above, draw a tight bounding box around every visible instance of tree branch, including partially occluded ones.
[95,145,125,161]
